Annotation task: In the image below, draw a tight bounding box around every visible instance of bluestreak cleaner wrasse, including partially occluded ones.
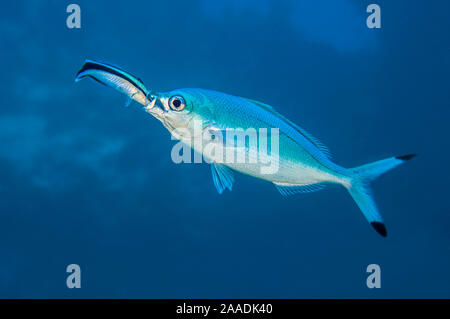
[75,60,416,237]
[75,60,151,106]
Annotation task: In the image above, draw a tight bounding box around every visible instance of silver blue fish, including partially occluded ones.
[76,60,415,237]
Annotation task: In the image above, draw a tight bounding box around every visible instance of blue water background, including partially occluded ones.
[0,0,449,297]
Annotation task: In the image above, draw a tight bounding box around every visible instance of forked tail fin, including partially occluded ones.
[347,154,416,237]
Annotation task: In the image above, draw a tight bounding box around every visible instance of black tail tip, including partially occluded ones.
[396,154,417,161]
[371,222,387,237]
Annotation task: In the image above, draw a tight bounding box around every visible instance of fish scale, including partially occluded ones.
[190,89,340,183]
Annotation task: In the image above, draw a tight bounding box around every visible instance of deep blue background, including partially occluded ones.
[0,0,449,298]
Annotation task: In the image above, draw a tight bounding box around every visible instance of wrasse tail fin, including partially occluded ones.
[347,154,416,237]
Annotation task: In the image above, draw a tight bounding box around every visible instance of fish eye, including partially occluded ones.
[169,95,186,111]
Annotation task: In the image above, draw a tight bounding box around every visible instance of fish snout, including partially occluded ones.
[144,94,166,116]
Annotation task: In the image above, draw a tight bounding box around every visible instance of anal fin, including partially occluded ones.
[274,182,325,196]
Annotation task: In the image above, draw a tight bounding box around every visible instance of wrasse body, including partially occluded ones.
[75,60,150,106]
[75,60,415,237]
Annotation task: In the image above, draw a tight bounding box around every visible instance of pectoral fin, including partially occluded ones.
[124,96,133,107]
[210,163,234,194]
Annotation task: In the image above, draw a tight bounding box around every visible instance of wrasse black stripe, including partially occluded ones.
[84,75,109,87]
[76,62,147,96]
[81,61,145,84]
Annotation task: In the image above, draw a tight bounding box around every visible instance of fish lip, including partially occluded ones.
[145,106,165,117]
[145,95,157,109]
[143,94,166,118]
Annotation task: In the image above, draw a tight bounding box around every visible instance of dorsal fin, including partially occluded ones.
[243,97,276,111]
[290,125,332,158]
[242,97,332,158]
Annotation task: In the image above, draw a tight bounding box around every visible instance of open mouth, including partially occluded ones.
[144,94,166,117]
